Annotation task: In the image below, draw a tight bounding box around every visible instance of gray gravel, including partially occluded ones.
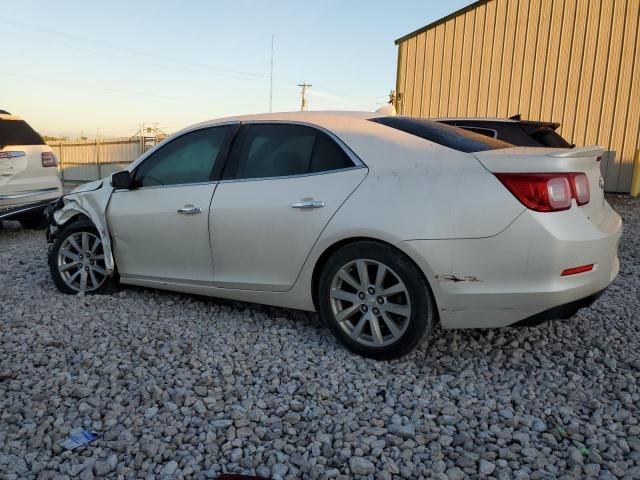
[1,195,639,480]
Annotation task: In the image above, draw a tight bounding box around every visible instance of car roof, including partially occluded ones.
[188,110,376,129]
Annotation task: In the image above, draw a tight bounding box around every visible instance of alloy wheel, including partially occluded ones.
[329,259,411,347]
[57,231,107,293]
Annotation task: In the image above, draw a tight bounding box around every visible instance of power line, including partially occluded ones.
[6,30,269,84]
[0,18,271,81]
[2,17,372,103]
[0,70,253,108]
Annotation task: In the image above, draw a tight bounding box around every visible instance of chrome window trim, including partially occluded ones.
[123,119,367,190]
[112,180,219,193]
[218,165,367,184]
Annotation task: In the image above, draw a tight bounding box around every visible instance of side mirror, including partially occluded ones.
[111,170,132,189]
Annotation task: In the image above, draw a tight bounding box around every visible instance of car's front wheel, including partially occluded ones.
[318,241,435,359]
[49,221,117,294]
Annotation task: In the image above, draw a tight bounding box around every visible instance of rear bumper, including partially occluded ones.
[512,288,606,326]
[0,186,62,209]
[400,201,622,328]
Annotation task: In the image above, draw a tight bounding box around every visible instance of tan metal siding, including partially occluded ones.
[468,3,486,116]
[619,0,640,192]
[448,15,466,116]
[439,20,456,116]
[429,24,445,117]
[498,0,519,117]
[396,0,640,193]
[540,0,564,121]
[477,0,496,116]
[518,0,541,121]
[458,11,475,117]
[610,0,639,191]
[420,28,436,116]
[508,0,530,116]
[412,32,427,115]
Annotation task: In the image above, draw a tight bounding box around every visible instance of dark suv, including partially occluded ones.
[435,115,574,149]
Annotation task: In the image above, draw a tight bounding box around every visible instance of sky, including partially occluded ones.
[1,0,472,138]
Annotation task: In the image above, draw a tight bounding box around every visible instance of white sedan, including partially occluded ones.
[46,112,622,359]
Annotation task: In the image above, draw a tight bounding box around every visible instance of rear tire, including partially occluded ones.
[48,221,118,295]
[318,241,435,360]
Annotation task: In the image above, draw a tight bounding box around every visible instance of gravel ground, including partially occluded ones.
[0,195,638,480]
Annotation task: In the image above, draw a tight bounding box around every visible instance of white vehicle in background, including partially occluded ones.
[46,111,621,359]
[0,110,62,229]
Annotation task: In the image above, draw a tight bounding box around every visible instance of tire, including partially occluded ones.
[18,210,48,230]
[48,221,118,295]
[318,241,435,360]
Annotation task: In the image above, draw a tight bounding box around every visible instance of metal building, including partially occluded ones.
[394,0,640,192]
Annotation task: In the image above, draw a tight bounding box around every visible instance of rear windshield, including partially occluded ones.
[369,116,512,152]
[0,119,45,147]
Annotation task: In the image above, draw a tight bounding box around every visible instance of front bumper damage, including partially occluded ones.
[46,180,116,275]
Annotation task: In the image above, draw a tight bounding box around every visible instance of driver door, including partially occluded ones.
[107,125,235,284]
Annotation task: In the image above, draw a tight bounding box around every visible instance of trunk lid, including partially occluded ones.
[0,147,29,189]
[474,146,606,226]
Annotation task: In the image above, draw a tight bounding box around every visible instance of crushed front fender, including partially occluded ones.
[51,180,116,274]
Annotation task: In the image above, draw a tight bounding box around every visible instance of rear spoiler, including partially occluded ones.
[547,145,604,158]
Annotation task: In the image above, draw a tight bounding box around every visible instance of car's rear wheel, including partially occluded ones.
[318,241,435,359]
[49,221,117,294]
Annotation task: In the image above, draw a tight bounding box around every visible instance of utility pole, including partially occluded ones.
[269,34,274,113]
[298,82,312,111]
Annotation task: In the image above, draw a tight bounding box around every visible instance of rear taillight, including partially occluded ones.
[572,173,590,205]
[42,151,57,167]
[495,172,590,212]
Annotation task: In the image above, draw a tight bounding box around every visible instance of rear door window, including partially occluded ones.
[223,124,356,180]
[0,119,45,147]
[310,132,354,172]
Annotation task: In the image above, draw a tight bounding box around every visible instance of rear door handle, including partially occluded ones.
[291,198,325,209]
[177,205,202,215]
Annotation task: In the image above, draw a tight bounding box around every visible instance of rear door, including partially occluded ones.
[209,123,367,291]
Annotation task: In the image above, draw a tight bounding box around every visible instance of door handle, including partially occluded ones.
[291,198,325,209]
[177,205,202,215]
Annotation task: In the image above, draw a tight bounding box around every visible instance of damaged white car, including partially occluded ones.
[47,112,622,359]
